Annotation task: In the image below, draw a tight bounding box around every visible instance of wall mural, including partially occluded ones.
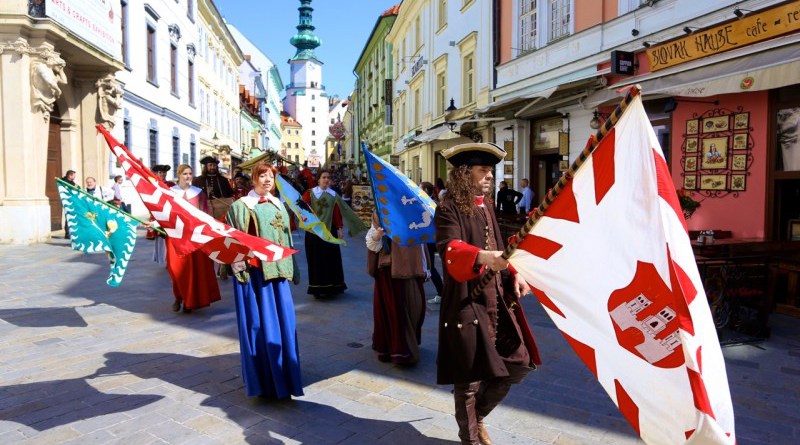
[681,106,753,198]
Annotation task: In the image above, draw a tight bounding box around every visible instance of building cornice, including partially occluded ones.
[122,90,201,130]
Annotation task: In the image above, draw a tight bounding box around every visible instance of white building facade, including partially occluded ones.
[113,0,200,196]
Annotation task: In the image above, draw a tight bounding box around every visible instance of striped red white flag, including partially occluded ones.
[508,95,735,444]
[97,125,296,264]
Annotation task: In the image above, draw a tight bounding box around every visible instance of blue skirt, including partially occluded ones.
[232,270,303,398]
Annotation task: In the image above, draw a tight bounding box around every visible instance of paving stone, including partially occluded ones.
[0,234,798,444]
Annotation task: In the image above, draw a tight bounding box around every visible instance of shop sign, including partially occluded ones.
[610,50,636,76]
[47,0,122,60]
[646,2,800,71]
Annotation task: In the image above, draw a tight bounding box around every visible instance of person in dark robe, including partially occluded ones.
[193,156,234,220]
[225,162,303,399]
[366,212,428,366]
[61,170,78,239]
[496,181,522,215]
[435,142,542,445]
[301,169,367,298]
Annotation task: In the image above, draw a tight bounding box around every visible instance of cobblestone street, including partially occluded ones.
[0,232,798,444]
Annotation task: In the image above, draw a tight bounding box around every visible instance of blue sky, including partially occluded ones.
[215,0,400,100]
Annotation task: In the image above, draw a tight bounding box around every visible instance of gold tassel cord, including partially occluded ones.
[471,85,642,300]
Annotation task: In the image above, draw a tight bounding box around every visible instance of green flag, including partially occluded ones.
[57,178,138,287]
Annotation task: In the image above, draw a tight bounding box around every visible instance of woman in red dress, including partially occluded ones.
[165,164,221,313]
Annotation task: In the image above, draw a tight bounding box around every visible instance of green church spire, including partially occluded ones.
[290,0,321,61]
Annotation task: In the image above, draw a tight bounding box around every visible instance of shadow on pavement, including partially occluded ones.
[0,377,163,431]
[0,306,91,328]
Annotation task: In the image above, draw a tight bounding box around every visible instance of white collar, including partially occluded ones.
[241,189,281,209]
[171,185,201,199]
[312,186,336,198]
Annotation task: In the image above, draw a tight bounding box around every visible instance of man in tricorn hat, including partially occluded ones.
[193,156,233,219]
[151,164,175,187]
[435,142,541,444]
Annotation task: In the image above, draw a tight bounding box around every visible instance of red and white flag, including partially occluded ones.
[97,125,296,264]
[508,96,735,444]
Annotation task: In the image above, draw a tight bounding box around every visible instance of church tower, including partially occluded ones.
[283,0,328,167]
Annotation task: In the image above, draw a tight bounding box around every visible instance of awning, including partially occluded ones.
[414,124,452,143]
[587,34,800,106]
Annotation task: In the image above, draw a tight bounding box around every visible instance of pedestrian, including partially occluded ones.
[84,177,114,202]
[165,164,221,313]
[225,162,303,399]
[496,181,522,215]
[301,169,367,298]
[61,169,78,239]
[435,142,541,445]
[420,182,443,304]
[366,211,428,366]
[518,178,535,216]
[435,177,447,202]
[149,165,174,265]
[193,156,234,220]
[110,175,130,213]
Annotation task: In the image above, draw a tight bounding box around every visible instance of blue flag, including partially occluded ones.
[361,142,436,246]
[275,175,345,245]
[57,179,138,287]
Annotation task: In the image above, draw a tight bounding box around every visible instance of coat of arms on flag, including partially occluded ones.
[361,142,436,246]
[504,88,735,444]
[57,178,138,287]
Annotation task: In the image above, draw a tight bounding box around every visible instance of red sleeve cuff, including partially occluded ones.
[444,240,484,282]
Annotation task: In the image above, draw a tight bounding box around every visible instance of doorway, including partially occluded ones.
[45,107,63,231]
[530,151,560,202]
[768,84,800,240]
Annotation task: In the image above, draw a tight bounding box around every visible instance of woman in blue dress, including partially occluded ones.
[225,162,303,398]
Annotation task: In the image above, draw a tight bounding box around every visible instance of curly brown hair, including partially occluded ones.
[442,165,493,216]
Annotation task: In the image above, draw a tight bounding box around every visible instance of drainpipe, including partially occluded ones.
[352,69,361,165]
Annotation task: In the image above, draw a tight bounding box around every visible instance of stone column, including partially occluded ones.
[0,38,66,244]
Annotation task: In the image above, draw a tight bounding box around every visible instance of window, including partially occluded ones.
[520,0,538,52]
[295,143,299,148]
[170,44,178,94]
[188,60,195,105]
[414,88,421,127]
[146,24,156,83]
[295,155,299,163]
[312,117,316,123]
[312,130,316,135]
[190,140,196,168]
[121,1,129,66]
[123,119,131,148]
[463,52,474,104]
[415,15,422,50]
[187,0,193,19]
[172,135,180,169]
[436,71,447,116]
[312,140,316,146]
[549,0,570,41]
[149,128,158,165]
[312,106,315,112]
[438,0,447,30]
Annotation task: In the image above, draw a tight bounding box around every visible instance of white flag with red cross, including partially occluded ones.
[508,95,735,444]
[97,125,296,264]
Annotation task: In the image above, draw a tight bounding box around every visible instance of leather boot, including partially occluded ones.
[453,382,481,444]
[477,419,493,445]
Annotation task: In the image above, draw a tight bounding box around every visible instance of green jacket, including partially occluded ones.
[226,195,298,284]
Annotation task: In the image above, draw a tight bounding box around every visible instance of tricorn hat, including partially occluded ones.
[199,156,220,165]
[441,142,506,167]
[151,164,171,172]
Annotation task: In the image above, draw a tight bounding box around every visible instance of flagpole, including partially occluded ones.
[470,85,641,300]
[55,177,167,236]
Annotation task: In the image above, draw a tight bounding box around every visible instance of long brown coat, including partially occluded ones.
[435,200,531,385]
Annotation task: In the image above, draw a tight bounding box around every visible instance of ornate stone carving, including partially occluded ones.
[186,43,196,62]
[95,74,124,128]
[168,24,182,44]
[30,51,67,118]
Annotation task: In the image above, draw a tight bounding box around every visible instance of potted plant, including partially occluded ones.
[678,188,701,219]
